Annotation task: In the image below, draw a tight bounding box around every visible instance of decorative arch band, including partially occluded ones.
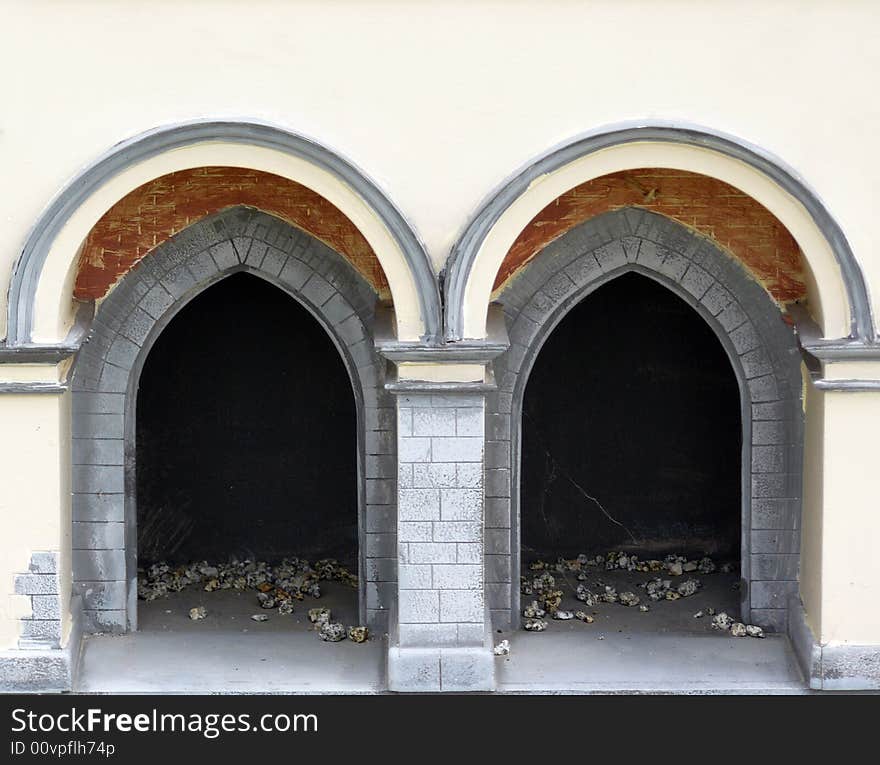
[444,122,875,344]
[6,119,442,346]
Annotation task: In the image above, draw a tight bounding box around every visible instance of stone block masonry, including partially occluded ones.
[14,552,62,648]
[70,207,396,634]
[489,207,804,632]
[389,391,495,691]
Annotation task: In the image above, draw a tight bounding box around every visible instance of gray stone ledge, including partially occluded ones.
[789,595,880,690]
[387,607,496,692]
[0,597,83,692]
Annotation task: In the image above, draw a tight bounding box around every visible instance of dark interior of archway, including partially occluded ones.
[136,272,357,568]
[522,272,741,561]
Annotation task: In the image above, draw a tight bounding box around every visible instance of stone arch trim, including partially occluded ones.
[7,118,441,345]
[70,208,398,633]
[445,122,874,343]
[483,207,804,633]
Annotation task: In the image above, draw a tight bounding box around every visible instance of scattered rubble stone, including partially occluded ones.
[575,611,594,623]
[278,600,294,616]
[189,606,206,620]
[520,551,737,632]
[644,578,673,600]
[250,614,269,623]
[553,609,574,620]
[541,590,563,612]
[493,639,511,656]
[575,584,596,606]
[711,612,734,631]
[319,622,346,642]
[348,626,369,643]
[138,557,357,606]
[600,585,619,604]
[308,608,331,625]
[724,621,765,639]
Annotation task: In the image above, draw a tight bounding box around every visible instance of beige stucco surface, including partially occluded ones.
[0,1,879,657]
[2,1,879,342]
[818,391,880,644]
[0,394,69,649]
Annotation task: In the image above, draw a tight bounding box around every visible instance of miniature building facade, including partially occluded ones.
[1,1,879,692]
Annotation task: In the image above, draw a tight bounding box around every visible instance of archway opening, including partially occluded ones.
[521,272,743,634]
[135,272,360,633]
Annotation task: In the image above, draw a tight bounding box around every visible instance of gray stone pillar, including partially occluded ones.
[387,390,495,692]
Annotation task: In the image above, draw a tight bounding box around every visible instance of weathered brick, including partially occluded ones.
[432,565,482,590]
[399,590,440,623]
[399,564,433,589]
[412,408,456,437]
[448,465,479,491]
[398,522,433,542]
[431,437,482,463]
[406,543,458,565]
[432,522,481,543]
[412,463,457,488]
[439,590,483,623]
[440,489,482,521]
[399,489,440,521]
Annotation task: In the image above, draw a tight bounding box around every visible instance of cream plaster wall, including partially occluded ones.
[0,394,69,649]
[1,0,880,660]
[2,1,880,341]
[818,390,880,644]
[800,381,824,639]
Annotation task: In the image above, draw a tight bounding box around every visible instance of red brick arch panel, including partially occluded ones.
[73,166,390,301]
[494,168,806,307]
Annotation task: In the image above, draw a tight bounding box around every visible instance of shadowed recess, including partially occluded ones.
[136,272,357,566]
[522,272,742,560]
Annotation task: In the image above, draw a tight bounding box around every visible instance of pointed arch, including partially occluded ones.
[484,208,803,632]
[70,208,397,632]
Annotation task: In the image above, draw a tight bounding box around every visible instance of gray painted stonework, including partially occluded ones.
[485,208,804,633]
[13,551,62,648]
[0,597,83,693]
[1,555,83,693]
[387,391,495,691]
[788,595,880,690]
[70,207,397,634]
